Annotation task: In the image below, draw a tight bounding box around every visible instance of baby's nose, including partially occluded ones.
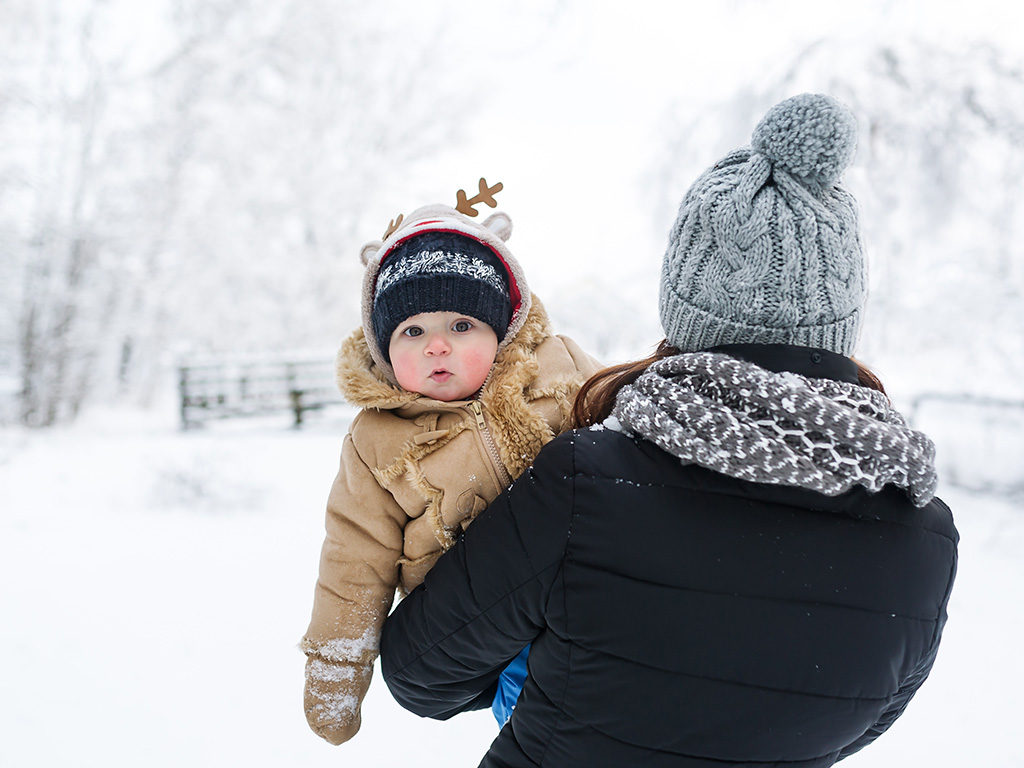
[425,334,451,355]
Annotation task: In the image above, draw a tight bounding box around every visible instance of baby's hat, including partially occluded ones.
[360,180,531,382]
[660,93,866,356]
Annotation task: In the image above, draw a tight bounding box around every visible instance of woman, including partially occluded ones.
[379,94,958,768]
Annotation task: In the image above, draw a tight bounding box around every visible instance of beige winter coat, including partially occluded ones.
[301,297,601,745]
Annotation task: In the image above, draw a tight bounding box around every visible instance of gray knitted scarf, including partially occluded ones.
[611,352,937,507]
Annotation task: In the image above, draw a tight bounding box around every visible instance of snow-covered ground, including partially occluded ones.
[1,403,1020,767]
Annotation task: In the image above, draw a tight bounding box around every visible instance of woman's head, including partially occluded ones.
[659,93,866,356]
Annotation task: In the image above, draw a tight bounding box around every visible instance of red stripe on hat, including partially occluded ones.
[378,227,522,317]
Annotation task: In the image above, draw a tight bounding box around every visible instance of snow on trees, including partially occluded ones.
[0,0,476,425]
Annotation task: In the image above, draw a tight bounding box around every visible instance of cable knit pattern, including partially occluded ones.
[659,93,866,356]
[612,352,938,507]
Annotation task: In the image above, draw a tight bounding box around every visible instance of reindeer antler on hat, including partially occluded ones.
[455,178,503,217]
[381,178,503,239]
[358,178,531,384]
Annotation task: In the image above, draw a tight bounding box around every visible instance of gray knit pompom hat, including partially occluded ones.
[659,93,866,356]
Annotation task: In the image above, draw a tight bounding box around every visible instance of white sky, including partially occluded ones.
[41,0,1024,364]
[400,0,1024,334]
[91,0,1024,288]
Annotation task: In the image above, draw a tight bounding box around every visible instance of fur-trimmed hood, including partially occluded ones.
[336,294,599,480]
[357,203,531,386]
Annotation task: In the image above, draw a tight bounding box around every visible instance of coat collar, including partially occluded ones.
[706,344,860,386]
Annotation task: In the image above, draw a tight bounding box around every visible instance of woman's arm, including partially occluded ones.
[380,432,577,719]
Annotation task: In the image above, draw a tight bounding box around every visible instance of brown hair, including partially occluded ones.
[571,340,679,428]
[571,342,887,429]
[853,358,887,396]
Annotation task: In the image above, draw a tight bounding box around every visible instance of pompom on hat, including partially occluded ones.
[659,93,866,356]
[359,179,531,385]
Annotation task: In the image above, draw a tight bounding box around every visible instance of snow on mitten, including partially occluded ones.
[303,654,373,745]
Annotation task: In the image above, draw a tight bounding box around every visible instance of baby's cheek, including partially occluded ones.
[463,348,496,384]
[390,349,419,390]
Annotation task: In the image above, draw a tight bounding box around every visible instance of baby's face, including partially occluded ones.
[389,311,499,401]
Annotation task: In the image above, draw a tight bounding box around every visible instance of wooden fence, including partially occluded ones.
[178,358,342,429]
[909,392,1024,496]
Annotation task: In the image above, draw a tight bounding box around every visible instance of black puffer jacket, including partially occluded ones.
[381,348,958,768]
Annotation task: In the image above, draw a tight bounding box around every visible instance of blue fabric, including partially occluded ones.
[491,644,530,726]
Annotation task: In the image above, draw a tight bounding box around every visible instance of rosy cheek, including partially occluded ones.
[463,347,496,383]
[390,348,419,390]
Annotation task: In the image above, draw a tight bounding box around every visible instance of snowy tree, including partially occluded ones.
[153,1,475,358]
[0,0,125,426]
[0,0,487,425]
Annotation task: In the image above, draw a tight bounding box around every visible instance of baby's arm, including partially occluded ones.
[556,334,604,381]
[302,433,407,745]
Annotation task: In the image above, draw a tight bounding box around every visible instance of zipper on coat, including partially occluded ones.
[469,400,512,488]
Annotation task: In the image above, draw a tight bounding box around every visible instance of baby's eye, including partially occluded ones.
[402,326,424,337]
[452,319,474,333]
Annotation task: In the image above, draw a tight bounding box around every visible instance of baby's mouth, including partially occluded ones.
[429,369,452,382]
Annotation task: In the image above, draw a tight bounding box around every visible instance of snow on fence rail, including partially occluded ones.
[909,392,1024,496]
[177,358,342,429]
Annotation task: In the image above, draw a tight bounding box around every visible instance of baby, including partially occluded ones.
[301,182,601,744]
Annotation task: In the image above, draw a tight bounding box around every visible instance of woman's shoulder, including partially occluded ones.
[544,424,750,495]
[537,424,654,478]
